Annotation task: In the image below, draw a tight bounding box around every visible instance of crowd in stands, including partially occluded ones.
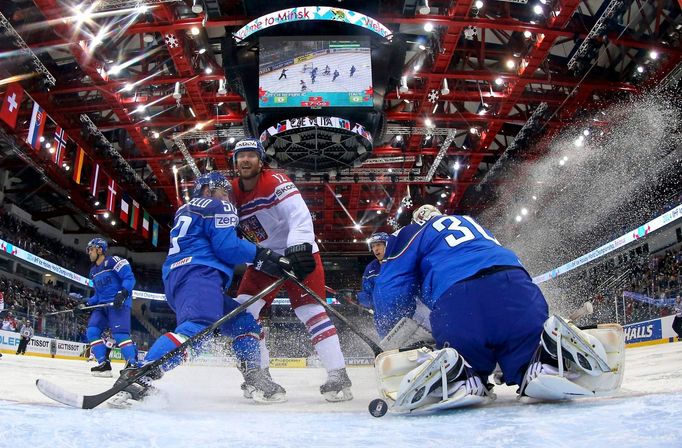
[0,207,90,276]
[0,275,87,341]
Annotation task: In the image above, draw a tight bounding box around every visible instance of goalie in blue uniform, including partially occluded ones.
[372,205,625,414]
[112,172,304,406]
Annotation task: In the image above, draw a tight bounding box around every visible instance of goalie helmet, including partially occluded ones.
[412,204,443,225]
[86,238,108,254]
[192,171,233,201]
[367,232,390,251]
[233,138,266,164]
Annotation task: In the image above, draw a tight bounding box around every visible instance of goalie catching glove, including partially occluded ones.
[284,243,316,280]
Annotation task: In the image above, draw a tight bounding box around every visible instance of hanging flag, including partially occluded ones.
[120,193,130,222]
[152,220,159,247]
[106,178,117,212]
[142,211,150,238]
[53,126,67,166]
[72,146,85,183]
[0,83,24,129]
[130,199,140,230]
[26,102,47,151]
[89,163,100,196]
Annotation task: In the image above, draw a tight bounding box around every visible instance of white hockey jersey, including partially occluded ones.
[232,170,319,255]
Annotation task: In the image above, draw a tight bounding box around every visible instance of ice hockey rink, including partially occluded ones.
[3,341,682,448]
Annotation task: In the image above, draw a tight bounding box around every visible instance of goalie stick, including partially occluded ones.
[36,277,288,409]
[282,269,383,357]
[325,286,374,316]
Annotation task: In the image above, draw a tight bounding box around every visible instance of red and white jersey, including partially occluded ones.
[232,170,319,254]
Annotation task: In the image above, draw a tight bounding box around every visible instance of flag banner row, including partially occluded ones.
[0,83,161,246]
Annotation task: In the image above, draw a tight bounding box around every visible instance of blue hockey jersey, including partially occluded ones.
[162,197,257,287]
[357,259,381,308]
[88,256,136,306]
[373,214,524,336]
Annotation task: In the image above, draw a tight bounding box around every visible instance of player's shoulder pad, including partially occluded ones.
[191,197,239,229]
[263,171,298,200]
[110,255,130,272]
[385,223,423,260]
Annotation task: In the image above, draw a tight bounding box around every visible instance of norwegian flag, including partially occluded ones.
[52,126,67,165]
[106,178,117,212]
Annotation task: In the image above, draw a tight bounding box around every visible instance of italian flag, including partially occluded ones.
[142,211,150,238]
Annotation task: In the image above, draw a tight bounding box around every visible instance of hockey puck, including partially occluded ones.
[368,398,388,418]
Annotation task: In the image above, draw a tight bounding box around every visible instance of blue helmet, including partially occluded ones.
[367,232,390,251]
[192,171,232,199]
[232,138,266,165]
[86,238,108,254]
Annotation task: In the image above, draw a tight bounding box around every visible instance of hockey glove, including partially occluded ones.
[284,243,316,280]
[253,247,292,279]
[113,289,129,309]
[73,303,87,315]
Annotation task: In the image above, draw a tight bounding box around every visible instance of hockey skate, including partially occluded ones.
[242,367,287,403]
[375,347,494,415]
[520,318,625,401]
[240,368,286,399]
[108,363,162,408]
[320,368,353,402]
[91,360,113,378]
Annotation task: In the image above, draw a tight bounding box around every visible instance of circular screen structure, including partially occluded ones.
[259,116,373,171]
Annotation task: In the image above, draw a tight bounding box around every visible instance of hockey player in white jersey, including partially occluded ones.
[231,138,353,402]
[371,205,625,415]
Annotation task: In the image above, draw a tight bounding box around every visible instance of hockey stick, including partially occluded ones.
[36,277,287,409]
[282,269,383,357]
[45,303,113,316]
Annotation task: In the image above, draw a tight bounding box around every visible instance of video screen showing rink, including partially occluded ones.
[4,341,682,447]
[259,37,373,108]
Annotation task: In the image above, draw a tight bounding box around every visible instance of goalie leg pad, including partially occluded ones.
[376,348,494,414]
[522,322,625,401]
[541,315,610,375]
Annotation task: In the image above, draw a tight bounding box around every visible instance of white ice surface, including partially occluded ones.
[3,342,682,447]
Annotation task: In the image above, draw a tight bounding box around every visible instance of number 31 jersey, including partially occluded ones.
[376,215,524,310]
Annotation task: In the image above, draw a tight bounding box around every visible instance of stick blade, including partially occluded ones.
[36,379,84,408]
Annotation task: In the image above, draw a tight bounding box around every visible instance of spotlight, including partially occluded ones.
[475,0,484,8]
[533,4,543,15]
[424,23,434,32]
[190,27,200,36]
[523,30,532,39]
[494,77,504,86]
[506,59,516,69]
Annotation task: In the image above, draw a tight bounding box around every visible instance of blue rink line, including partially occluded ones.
[6,393,682,448]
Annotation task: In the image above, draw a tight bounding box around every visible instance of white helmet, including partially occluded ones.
[412,204,442,225]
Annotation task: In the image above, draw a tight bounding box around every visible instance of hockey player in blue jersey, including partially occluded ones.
[80,238,137,377]
[357,232,389,309]
[372,205,625,413]
[111,172,300,406]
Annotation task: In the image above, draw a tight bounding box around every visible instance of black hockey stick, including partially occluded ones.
[36,277,287,409]
[325,286,375,316]
[282,269,383,357]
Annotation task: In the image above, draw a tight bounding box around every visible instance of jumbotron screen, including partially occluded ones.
[259,37,373,108]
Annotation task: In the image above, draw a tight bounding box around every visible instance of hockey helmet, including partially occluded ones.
[233,138,266,165]
[86,238,108,254]
[367,232,390,251]
[412,204,442,225]
[192,171,233,200]
[394,348,465,412]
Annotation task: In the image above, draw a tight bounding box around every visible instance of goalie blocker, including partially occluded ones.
[373,315,625,415]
